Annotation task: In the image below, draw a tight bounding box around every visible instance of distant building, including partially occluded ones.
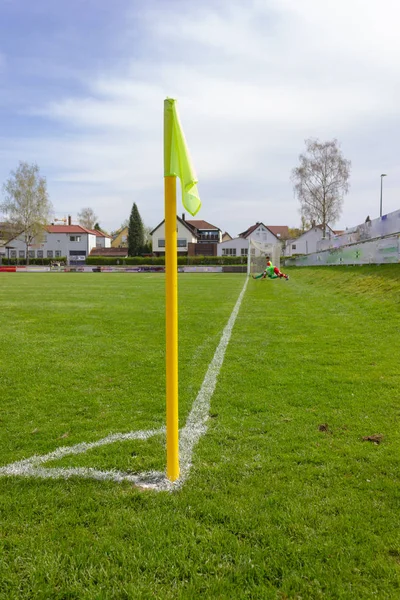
[151,214,222,256]
[285,224,334,256]
[112,226,128,248]
[151,216,198,257]
[221,232,232,242]
[217,222,280,257]
[266,225,290,241]
[4,225,111,265]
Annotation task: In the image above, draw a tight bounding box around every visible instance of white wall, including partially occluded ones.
[285,227,332,256]
[7,231,93,264]
[217,237,249,257]
[286,235,400,266]
[152,219,197,253]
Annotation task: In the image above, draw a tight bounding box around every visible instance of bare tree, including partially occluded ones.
[78,207,98,229]
[1,161,52,264]
[291,139,351,237]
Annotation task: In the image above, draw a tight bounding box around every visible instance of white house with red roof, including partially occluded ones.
[5,225,111,265]
[217,222,280,257]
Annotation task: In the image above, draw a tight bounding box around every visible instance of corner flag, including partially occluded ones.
[164,98,201,217]
[163,98,200,482]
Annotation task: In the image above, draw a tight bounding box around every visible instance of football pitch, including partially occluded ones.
[1,267,400,599]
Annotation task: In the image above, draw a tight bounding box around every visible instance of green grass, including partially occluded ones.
[1,267,400,599]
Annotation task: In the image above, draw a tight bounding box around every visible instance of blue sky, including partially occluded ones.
[1,0,399,235]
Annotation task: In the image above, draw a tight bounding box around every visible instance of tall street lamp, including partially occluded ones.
[380,173,387,218]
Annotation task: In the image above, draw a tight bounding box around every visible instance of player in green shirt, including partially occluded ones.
[252,260,289,280]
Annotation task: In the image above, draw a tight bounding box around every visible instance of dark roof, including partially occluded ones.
[150,216,199,237]
[238,222,279,240]
[185,219,220,231]
[89,247,129,257]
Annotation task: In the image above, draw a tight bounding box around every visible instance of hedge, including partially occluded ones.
[86,255,248,266]
[1,257,67,266]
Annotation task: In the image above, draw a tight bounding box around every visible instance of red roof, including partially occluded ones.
[266,225,289,239]
[46,225,91,234]
[87,229,112,238]
[46,225,110,237]
[186,220,220,231]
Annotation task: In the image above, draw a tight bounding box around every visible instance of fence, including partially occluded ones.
[285,235,400,267]
[318,209,400,252]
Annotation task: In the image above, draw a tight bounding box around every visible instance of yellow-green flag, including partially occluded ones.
[164,98,201,217]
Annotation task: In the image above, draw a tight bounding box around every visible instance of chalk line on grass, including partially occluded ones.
[0,277,248,491]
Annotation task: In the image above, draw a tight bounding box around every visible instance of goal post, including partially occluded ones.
[247,239,281,276]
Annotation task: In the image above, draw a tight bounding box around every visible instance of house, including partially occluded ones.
[4,225,111,265]
[285,224,334,256]
[0,222,19,260]
[184,216,222,256]
[217,222,280,257]
[266,226,290,241]
[150,215,223,256]
[112,226,128,248]
[221,232,232,242]
[185,218,222,244]
[151,216,198,256]
[90,229,112,249]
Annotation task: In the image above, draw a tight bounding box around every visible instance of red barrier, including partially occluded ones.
[0,266,17,272]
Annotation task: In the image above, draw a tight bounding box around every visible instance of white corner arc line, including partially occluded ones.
[0,277,249,491]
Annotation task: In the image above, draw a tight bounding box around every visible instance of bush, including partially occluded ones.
[86,255,247,266]
[3,257,67,266]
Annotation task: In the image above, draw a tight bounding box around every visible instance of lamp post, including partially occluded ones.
[380,174,387,218]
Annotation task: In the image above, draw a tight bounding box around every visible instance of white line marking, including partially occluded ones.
[0,277,248,491]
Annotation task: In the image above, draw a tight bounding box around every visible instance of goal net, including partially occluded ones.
[247,239,281,276]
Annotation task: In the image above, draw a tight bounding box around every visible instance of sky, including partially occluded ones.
[0,0,399,236]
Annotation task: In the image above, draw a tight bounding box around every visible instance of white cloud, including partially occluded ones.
[2,0,400,233]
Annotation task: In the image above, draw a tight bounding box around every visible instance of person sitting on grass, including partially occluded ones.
[253,260,289,280]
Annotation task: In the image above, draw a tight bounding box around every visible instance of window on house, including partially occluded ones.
[69,236,81,242]
[19,251,25,258]
[158,239,165,247]
[55,250,61,258]
[10,250,17,258]
[47,250,53,258]
[29,251,35,258]
[177,239,187,247]
[37,250,44,258]
[241,248,248,256]
[222,248,236,256]
[292,244,296,250]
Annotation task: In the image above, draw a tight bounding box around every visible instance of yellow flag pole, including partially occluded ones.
[164,97,200,481]
[165,174,179,481]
